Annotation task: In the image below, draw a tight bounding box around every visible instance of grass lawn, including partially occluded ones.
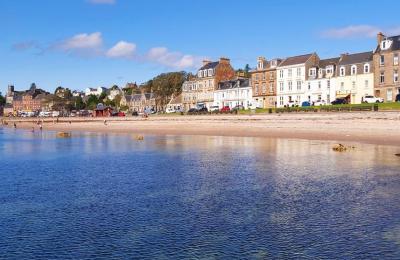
[377,102,400,110]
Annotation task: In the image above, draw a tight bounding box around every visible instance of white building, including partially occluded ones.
[276,53,319,107]
[107,86,122,100]
[304,57,340,105]
[213,78,252,109]
[335,52,374,104]
[85,87,107,97]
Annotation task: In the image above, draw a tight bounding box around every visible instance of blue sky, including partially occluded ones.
[1,0,400,94]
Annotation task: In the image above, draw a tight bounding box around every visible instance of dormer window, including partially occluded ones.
[326,66,333,74]
[208,69,213,76]
[340,67,345,76]
[381,39,392,50]
[309,68,316,77]
[364,64,370,73]
[258,61,264,70]
[351,65,357,75]
[198,71,202,78]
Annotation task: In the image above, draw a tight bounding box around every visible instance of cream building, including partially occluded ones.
[335,52,374,104]
[213,78,252,109]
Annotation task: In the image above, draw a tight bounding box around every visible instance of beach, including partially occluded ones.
[4,111,400,146]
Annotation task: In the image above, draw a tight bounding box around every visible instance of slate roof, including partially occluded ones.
[144,93,155,100]
[131,94,142,102]
[199,61,219,71]
[376,35,400,52]
[278,53,314,67]
[319,57,340,68]
[217,78,250,90]
[338,51,373,66]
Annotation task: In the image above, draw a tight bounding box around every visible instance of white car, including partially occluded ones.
[313,100,326,106]
[209,106,220,112]
[363,95,384,103]
[166,107,175,113]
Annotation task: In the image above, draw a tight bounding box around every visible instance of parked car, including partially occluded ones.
[118,112,125,117]
[166,107,176,113]
[220,106,231,113]
[396,93,400,102]
[209,106,220,112]
[39,111,51,117]
[286,101,297,107]
[313,100,326,106]
[301,101,311,107]
[132,111,139,116]
[198,107,208,113]
[233,105,245,110]
[187,108,198,114]
[331,98,348,105]
[363,95,384,103]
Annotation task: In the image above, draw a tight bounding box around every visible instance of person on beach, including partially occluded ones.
[13,122,17,129]
[39,124,42,131]
[104,119,107,125]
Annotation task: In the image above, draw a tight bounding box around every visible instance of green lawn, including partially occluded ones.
[377,102,400,110]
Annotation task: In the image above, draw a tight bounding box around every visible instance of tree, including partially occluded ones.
[99,92,107,101]
[0,92,5,106]
[244,64,251,73]
[86,95,99,110]
[73,96,85,110]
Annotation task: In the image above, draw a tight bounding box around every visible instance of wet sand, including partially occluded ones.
[3,112,400,146]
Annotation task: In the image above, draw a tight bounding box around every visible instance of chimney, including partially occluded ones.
[377,32,384,45]
[219,57,230,64]
[202,60,211,66]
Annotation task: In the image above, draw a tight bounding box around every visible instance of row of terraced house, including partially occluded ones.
[182,33,400,110]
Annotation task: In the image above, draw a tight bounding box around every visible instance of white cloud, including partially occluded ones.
[56,32,103,55]
[87,0,116,4]
[146,47,202,69]
[106,41,136,58]
[321,25,400,39]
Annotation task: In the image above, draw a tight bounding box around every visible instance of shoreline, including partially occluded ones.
[3,112,400,146]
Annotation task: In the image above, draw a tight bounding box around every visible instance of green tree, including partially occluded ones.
[86,95,100,110]
[0,92,5,106]
[73,96,85,110]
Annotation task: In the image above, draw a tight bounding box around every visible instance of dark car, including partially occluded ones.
[301,101,311,107]
[132,111,139,116]
[198,107,208,113]
[331,98,348,105]
[187,108,198,114]
[396,93,400,102]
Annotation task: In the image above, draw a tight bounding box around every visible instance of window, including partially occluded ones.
[288,69,292,77]
[380,55,385,66]
[198,71,202,77]
[326,66,333,74]
[208,69,213,76]
[309,68,316,77]
[262,83,267,93]
[365,80,369,89]
[297,68,301,77]
[254,84,259,95]
[297,81,301,90]
[327,80,331,88]
[394,70,399,83]
[387,89,393,101]
[364,64,370,73]
[269,83,274,93]
[340,67,345,76]
[280,96,284,106]
[318,81,321,89]
[262,73,266,81]
[340,82,344,91]
[351,65,357,75]
[279,70,284,78]
[352,81,356,90]
[270,72,274,79]
[258,61,264,70]
[255,74,259,81]
[308,82,311,90]
[288,81,293,91]
[394,54,399,66]
[380,72,385,84]
[279,82,284,91]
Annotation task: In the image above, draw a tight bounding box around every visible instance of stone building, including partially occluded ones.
[182,57,236,111]
[120,93,157,112]
[250,57,282,108]
[373,32,400,101]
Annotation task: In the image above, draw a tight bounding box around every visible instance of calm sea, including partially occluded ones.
[1,128,400,259]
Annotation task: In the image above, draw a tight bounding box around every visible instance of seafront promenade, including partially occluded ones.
[3,111,400,146]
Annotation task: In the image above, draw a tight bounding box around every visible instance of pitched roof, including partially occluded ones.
[278,53,314,67]
[338,51,373,66]
[131,94,142,102]
[199,61,219,70]
[376,35,400,52]
[319,57,340,68]
[144,93,155,100]
[169,95,182,105]
[217,78,250,90]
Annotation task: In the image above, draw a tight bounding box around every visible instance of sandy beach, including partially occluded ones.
[3,111,400,146]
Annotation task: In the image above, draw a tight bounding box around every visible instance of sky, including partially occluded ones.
[1,0,400,94]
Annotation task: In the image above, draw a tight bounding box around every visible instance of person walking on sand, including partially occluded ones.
[39,124,43,131]
[13,122,17,129]
[104,119,107,126]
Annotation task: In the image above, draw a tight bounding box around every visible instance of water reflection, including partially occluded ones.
[0,128,400,259]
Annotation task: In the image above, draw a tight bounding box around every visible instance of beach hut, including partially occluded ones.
[93,103,113,117]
